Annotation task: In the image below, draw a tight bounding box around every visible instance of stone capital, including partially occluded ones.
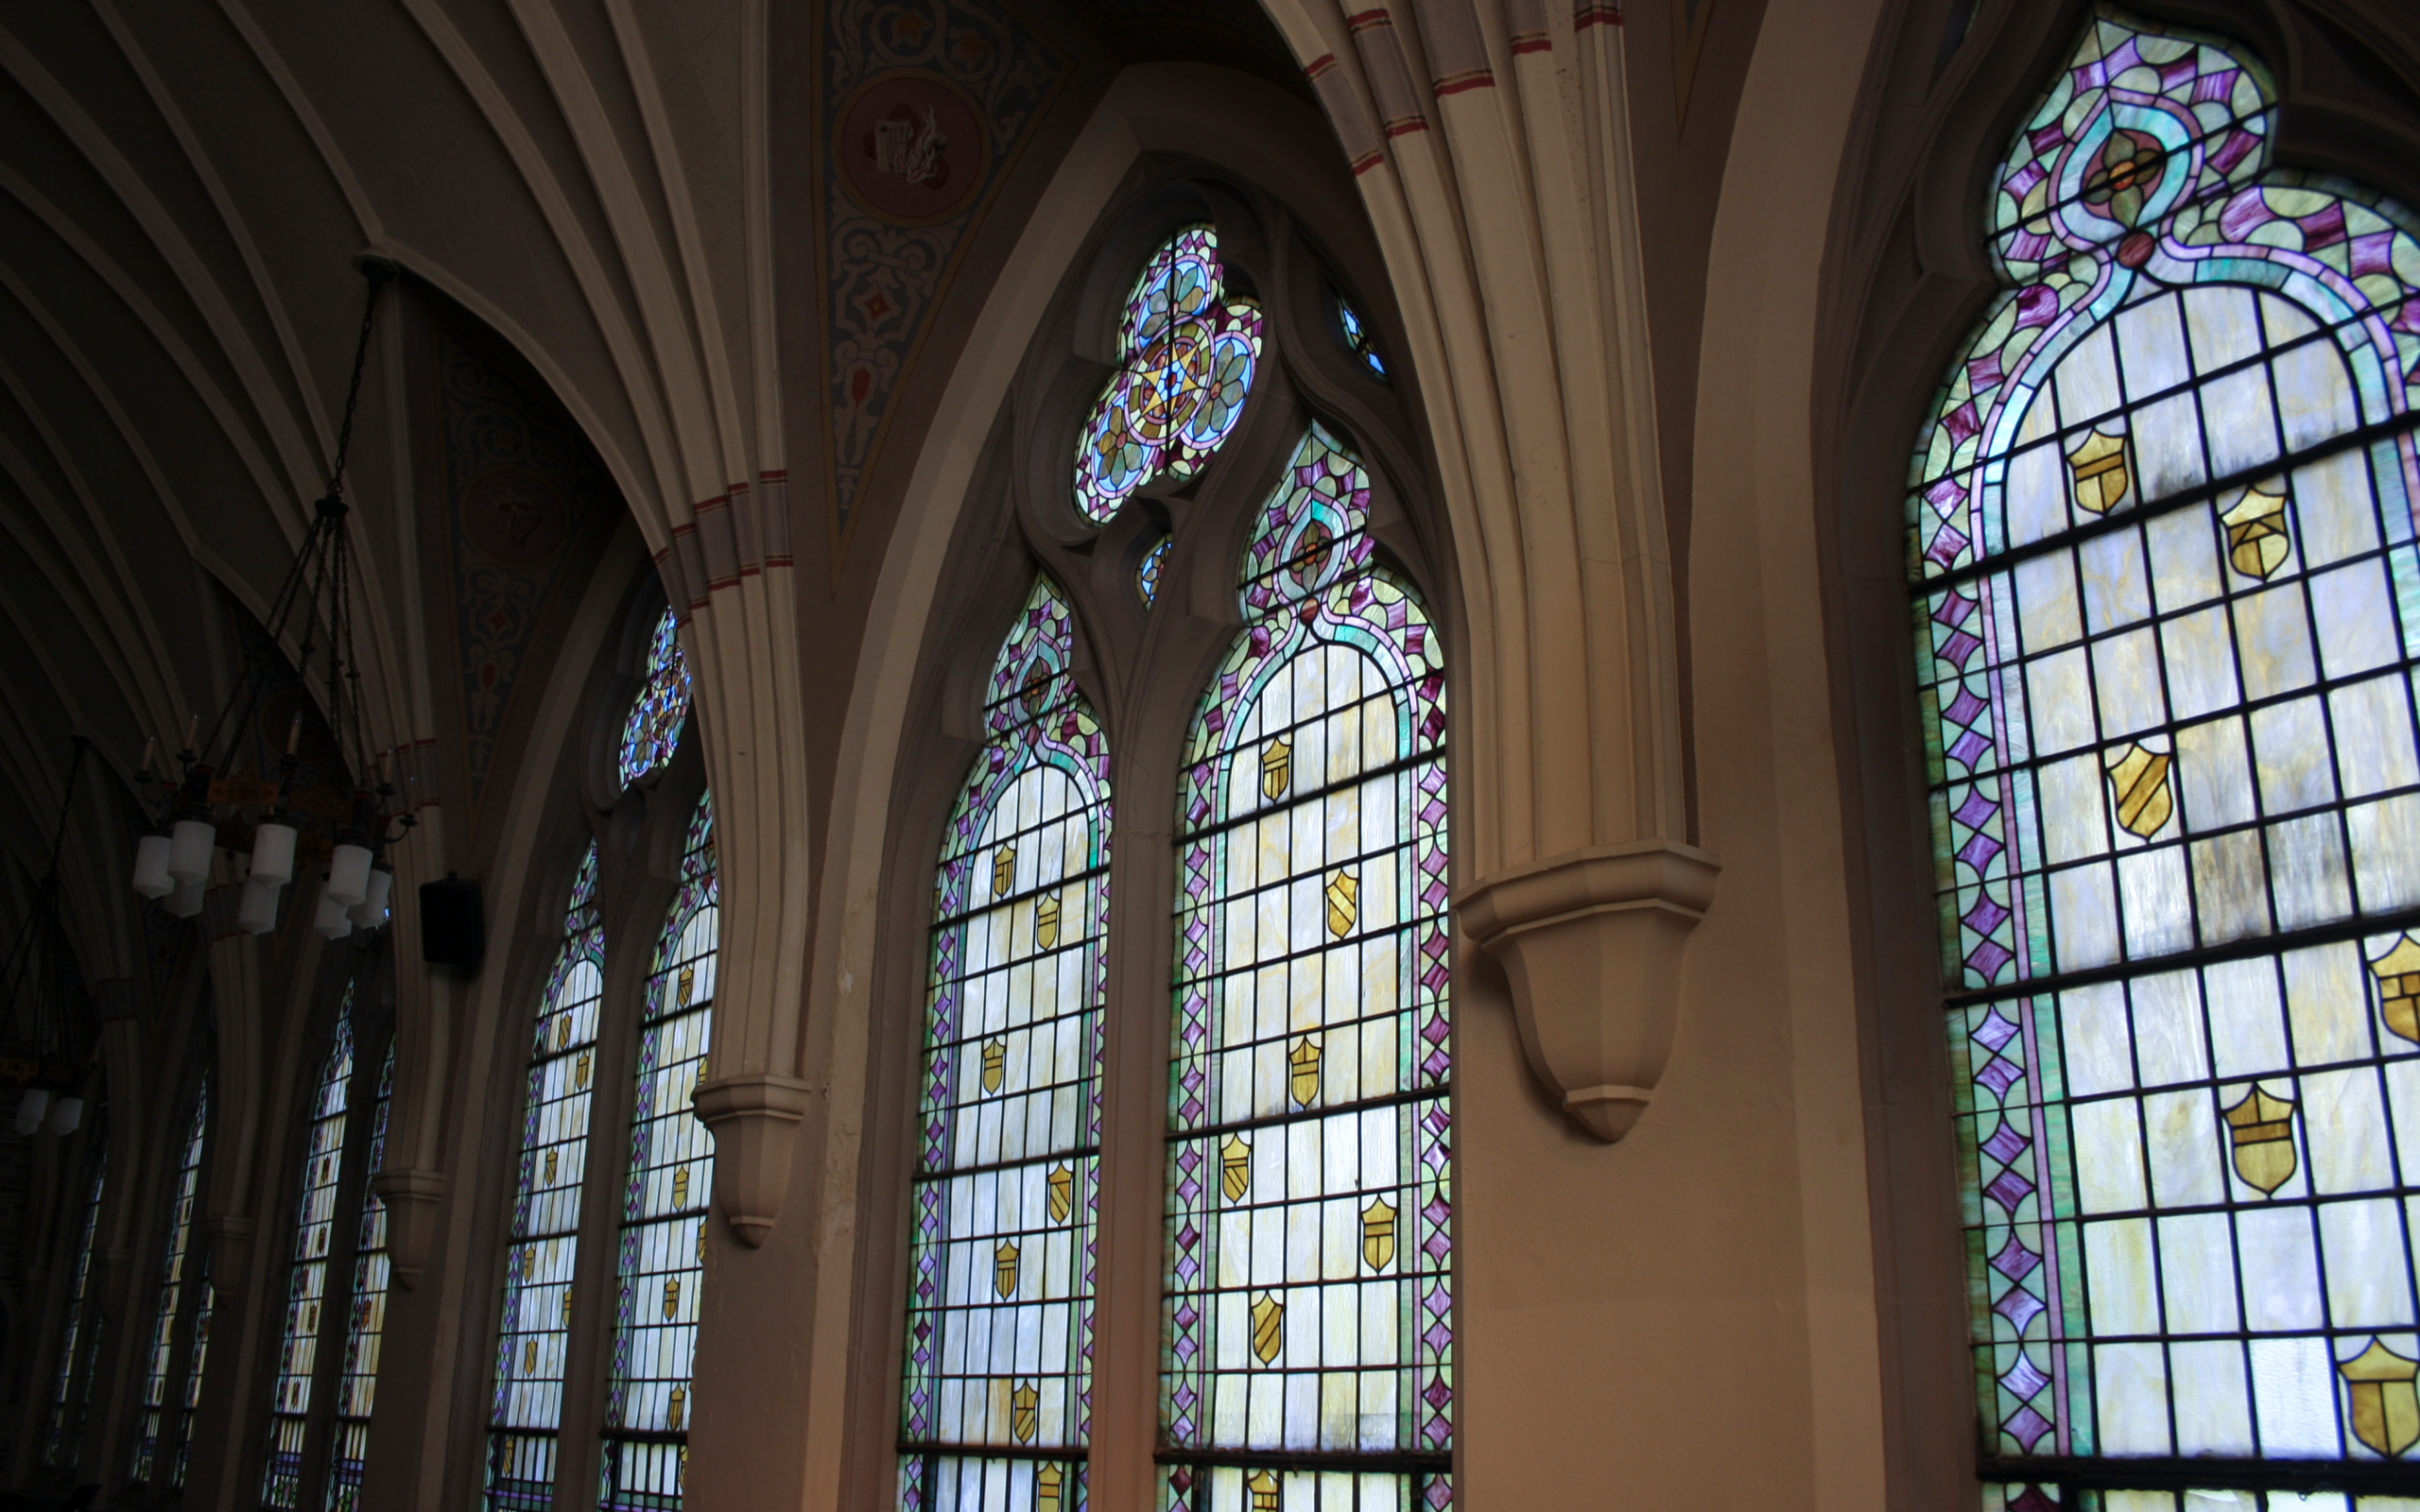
[1460,840,1720,1141]
[372,1167,449,1290]
[694,1073,813,1248]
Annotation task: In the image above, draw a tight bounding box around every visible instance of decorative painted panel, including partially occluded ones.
[898,575,1110,1512]
[130,1082,207,1483]
[600,796,718,1511]
[264,989,357,1508]
[487,848,606,1510]
[327,1045,395,1510]
[1163,423,1453,1512]
[1913,9,2420,1502]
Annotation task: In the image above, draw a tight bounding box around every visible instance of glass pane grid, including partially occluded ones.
[327,1046,395,1511]
[263,993,357,1508]
[171,1247,213,1486]
[130,1084,207,1484]
[42,1140,106,1467]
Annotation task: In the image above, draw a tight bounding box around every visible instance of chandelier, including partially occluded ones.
[4,740,95,1136]
[128,258,414,939]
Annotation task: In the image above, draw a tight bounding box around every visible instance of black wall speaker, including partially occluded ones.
[420,874,485,973]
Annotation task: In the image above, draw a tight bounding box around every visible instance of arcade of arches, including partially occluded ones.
[4,2,2420,1509]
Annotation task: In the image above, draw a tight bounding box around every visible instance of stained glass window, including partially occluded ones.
[1164,422,1453,1511]
[43,1130,106,1468]
[264,988,357,1508]
[601,795,718,1511]
[620,610,694,787]
[899,575,1111,1511]
[175,1249,214,1486]
[1911,8,2420,1501]
[327,1044,395,1510]
[1139,537,1172,608]
[488,846,606,1509]
[1072,226,1264,525]
[1335,299,1387,382]
[130,1080,208,1483]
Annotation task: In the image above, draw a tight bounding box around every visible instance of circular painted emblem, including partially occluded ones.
[838,72,987,225]
[461,467,567,566]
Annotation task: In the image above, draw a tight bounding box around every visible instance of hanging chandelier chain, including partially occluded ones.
[325,264,389,506]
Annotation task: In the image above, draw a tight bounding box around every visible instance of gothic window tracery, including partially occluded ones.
[621,610,694,788]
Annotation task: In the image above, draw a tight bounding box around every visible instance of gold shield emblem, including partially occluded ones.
[677,965,695,1007]
[562,1286,573,1325]
[667,1383,686,1432]
[1247,1470,1279,1512]
[1288,1037,1322,1108]
[1034,891,1061,952]
[1261,737,1292,800]
[1250,1293,1284,1364]
[2221,1086,2299,1194]
[1046,1164,1073,1224]
[2221,484,2291,580]
[1011,1381,1040,1443]
[2104,744,2174,840]
[1324,870,1357,937]
[982,1039,1007,1094]
[1038,1465,1064,1512]
[576,1050,592,1089]
[544,1147,559,1184]
[994,1239,1019,1298]
[662,1276,681,1320]
[524,1337,538,1373]
[672,1165,691,1211]
[2066,428,2131,516]
[2342,1338,2420,1456]
[2371,936,2420,1045]
[1220,1135,1253,1202]
[1361,1197,1397,1271]
[993,842,1016,899]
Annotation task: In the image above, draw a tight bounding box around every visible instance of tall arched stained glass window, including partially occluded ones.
[1911,9,2420,1505]
[327,1044,395,1510]
[899,575,1111,1511]
[1073,226,1264,524]
[131,1079,208,1484]
[265,988,357,1507]
[620,610,694,787]
[43,1128,106,1468]
[174,1249,214,1486]
[1164,422,1452,1512]
[488,846,606,1509]
[601,794,717,1511]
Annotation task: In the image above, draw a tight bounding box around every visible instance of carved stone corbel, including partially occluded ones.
[694,1073,812,1248]
[1460,841,1720,1141]
[372,1167,448,1289]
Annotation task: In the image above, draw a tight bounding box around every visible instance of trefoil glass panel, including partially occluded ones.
[264,988,357,1508]
[487,846,606,1509]
[1163,422,1453,1512]
[1334,299,1387,382]
[600,795,718,1511]
[1910,8,2420,1503]
[898,574,1111,1512]
[619,610,693,786]
[130,1080,208,1483]
[1072,225,1264,524]
[327,1044,395,1510]
[43,1130,106,1468]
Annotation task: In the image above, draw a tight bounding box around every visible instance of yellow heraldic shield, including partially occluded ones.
[2104,743,2174,840]
[2372,936,2420,1046]
[994,1239,1019,1299]
[1037,1465,1063,1511]
[1324,868,1357,937]
[1046,1163,1073,1224]
[1260,735,1291,800]
[2221,1086,2300,1194]
[1288,1036,1322,1108]
[2221,483,2292,580]
[1250,1293,1284,1364]
[1248,1470,1279,1512]
[992,841,1015,899]
[662,1276,680,1321]
[671,1165,691,1211]
[677,964,695,1007]
[2341,1338,2420,1456]
[981,1038,1007,1095]
[1361,1196,1397,1271]
[1033,890,1061,952]
[667,1383,686,1432]
[2066,427,2132,515]
[1011,1381,1040,1443]
[1219,1135,1252,1202]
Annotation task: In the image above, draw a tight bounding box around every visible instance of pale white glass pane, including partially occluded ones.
[2332,677,2419,798]
[2186,287,2263,372]
[2142,1089,2224,1207]
[2176,716,2256,831]
[2071,1096,2149,1212]
[2130,970,2210,1088]
[2305,1069,2394,1195]
[2096,1342,2172,1452]
[2119,848,2193,957]
[2262,294,2321,345]
[2163,605,2242,720]
[2081,528,2153,631]
[2014,553,2083,650]
[2312,559,2401,679]
[2286,945,2372,1067]
[2158,1212,2242,1333]
[2273,341,2358,452]
[2318,1197,2413,1326]
[2135,393,2206,501]
[2249,1335,2339,1455]
[2237,1208,2324,1329]
[2270,816,2352,931]
[2058,326,2123,425]
[2202,367,2280,477]
[2234,583,2319,699]
[2293,449,2382,568]
[2063,982,2135,1095]
[2052,862,2121,970]
[2192,832,2273,945]
[2252,697,2337,814]
[2095,629,2166,736]
[2169,1338,2254,1454]
[2148,505,2223,610]
[2274,1496,2352,1512]
[2105,1494,2180,1512]
[2118,295,2191,401]
[2086,1218,2161,1333]
[2348,795,2420,914]
[2042,755,2112,864]
[2030,648,2098,754]
[2007,443,2066,548]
